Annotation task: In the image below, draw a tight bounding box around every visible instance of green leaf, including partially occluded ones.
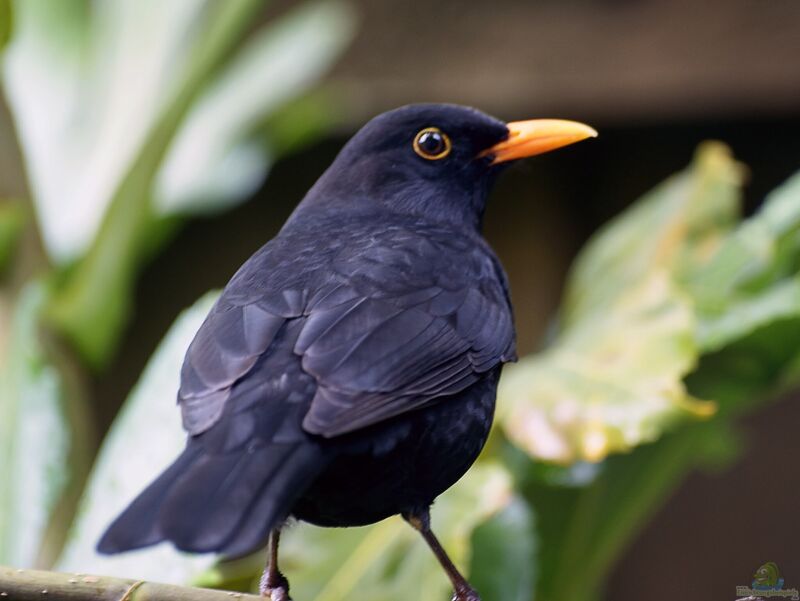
[4,0,177,262]
[260,89,344,158]
[0,201,25,274]
[5,0,354,260]
[41,0,267,367]
[527,418,739,601]
[684,170,800,352]
[563,142,744,326]
[500,271,714,463]
[683,168,800,412]
[56,292,219,582]
[0,283,70,567]
[499,156,800,601]
[155,0,356,216]
[468,498,536,601]
[696,276,800,353]
[498,144,742,464]
[197,463,529,601]
[6,0,355,367]
[687,317,800,416]
[0,0,12,51]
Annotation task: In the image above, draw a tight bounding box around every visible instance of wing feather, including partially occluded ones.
[178,222,515,439]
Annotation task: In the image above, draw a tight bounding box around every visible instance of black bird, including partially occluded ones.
[98,104,595,600]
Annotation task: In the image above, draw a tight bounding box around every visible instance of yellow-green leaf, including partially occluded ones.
[683,170,800,352]
[564,142,744,325]
[499,143,743,464]
[501,272,713,463]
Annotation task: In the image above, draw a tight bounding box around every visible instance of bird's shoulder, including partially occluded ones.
[222,210,504,303]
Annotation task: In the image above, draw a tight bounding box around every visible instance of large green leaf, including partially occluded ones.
[498,143,741,463]
[56,292,219,582]
[523,416,739,601]
[468,497,536,601]
[563,142,743,325]
[0,283,70,567]
[503,157,800,601]
[3,0,210,262]
[522,285,798,601]
[682,168,800,414]
[155,0,356,215]
[3,0,354,367]
[38,0,264,367]
[696,276,800,355]
[500,271,713,463]
[684,170,800,353]
[687,316,800,417]
[196,462,533,601]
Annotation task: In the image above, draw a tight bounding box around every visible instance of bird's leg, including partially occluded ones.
[403,508,481,601]
[259,528,291,601]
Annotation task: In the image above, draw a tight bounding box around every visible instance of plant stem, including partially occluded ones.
[0,566,262,601]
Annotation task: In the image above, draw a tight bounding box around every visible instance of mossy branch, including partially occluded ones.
[0,566,262,601]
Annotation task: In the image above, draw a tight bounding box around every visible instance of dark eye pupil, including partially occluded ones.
[418,131,444,155]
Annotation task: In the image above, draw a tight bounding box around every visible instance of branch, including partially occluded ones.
[0,566,262,601]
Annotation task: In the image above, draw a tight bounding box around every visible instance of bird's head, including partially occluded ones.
[301,103,596,229]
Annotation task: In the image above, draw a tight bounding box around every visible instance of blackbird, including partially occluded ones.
[98,103,595,600]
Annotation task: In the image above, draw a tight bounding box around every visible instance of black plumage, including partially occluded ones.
[98,104,595,601]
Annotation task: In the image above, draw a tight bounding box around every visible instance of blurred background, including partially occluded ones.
[1,1,799,600]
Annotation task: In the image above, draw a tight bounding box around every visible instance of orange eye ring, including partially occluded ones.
[413,127,452,160]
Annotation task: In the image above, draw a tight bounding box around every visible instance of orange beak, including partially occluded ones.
[480,119,597,164]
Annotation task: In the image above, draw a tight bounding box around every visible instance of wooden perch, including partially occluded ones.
[0,566,262,601]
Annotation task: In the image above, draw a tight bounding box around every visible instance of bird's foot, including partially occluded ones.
[452,585,481,601]
[262,587,290,601]
[259,571,291,601]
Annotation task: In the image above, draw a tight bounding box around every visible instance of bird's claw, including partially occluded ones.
[452,587,481,601]
[260,571,291,600]
[263,587,291,601]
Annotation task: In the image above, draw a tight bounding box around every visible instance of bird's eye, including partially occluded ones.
[413,127,451,160]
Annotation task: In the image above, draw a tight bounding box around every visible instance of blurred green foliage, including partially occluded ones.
[0,283,68,567]
[0,0,355,579]
[0,2,798,600]
[499,143,739,464]
[0,0,11,51]
[0,202,24,275]
[56,293,220,582]
[3,0,354,367]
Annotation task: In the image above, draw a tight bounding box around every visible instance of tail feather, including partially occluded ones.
[221,444,326,557]
[97,445,202,554]
[97,441,326,558]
